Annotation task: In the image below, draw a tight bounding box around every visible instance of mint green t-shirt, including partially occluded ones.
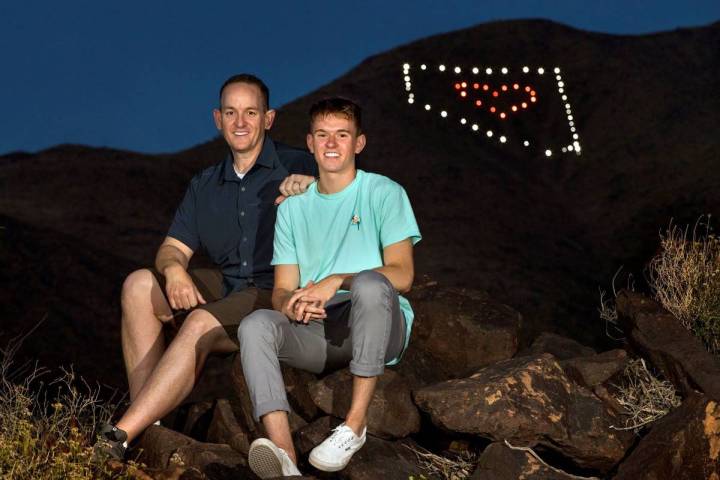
[272,169,421,364]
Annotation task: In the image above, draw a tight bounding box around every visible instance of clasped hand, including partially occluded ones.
[285,276,341,324]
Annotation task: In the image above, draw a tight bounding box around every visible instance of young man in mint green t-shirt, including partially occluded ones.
[239,98,420,478]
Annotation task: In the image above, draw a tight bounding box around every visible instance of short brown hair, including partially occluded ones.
[309,97,362,133]
[219,74,270,111]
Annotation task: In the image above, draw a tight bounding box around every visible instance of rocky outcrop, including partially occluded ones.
[523,332,596,360]
[134,425,248,478]
[397,286,521,389]
[308,369,420,439]
[414,354,632,472]
[206,399,252,456]
[616,290,720,400]
[472,442,598,480]
[614,392,720,480]
[294,417,421,480]
[561,348,628,389]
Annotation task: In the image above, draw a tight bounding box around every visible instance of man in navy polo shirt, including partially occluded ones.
[93,74,317,460]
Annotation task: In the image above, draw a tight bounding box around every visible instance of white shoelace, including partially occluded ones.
[327,425,359,449]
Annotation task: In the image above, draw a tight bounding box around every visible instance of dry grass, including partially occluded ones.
[0,329,143,479]
[405,444,478,480]
[610,358,681,432]
[647,216,720,354]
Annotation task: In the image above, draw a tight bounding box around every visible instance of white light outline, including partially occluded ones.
[401,63,583,156]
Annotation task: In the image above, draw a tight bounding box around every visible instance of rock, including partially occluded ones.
[135,425,194,468]
[308,368,420,439]
[184,353,236,405]
[231,354,319,436]
[293,417,422,480]
[413,354,632,472]
[182,400,214,439]
[135,425,247,476]
[616,290,720,400]
[397,286,521,390]
[561,349,628,388]
[294,416,342,457]
[472,442,599,480]
[206,398,252,455]
[230,355,262,435]
[282,364,320,421]
[613,392,720,480]
[522,332,596,360]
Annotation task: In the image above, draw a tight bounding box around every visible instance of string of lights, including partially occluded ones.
[402,63,582,156]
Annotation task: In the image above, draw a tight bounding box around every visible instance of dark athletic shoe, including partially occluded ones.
[92,423,128,462]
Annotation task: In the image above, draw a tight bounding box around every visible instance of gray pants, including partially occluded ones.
[237,270,406,420]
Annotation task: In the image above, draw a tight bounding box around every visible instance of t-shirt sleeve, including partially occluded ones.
[167,179,200,251]
[377,182,422,248]
[271,201,298,265]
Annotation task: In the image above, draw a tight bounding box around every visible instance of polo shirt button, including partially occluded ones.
[242,261,247,266]
[241,187,245,192]
[242,237,247,242]
[240,211,245,216]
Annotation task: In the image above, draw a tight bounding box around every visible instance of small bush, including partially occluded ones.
[610,358,681,432]
[0,331,141,479]
[647,216,720,354]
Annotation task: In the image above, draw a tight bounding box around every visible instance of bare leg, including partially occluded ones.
[116,309,237,442]
[120,269,175,401]
[345,375,377,436]
[262,411,297,463]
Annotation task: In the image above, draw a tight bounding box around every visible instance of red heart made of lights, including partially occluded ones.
[453,80,537,119]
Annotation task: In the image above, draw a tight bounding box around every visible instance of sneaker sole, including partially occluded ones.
[309,450,354,472]
[249,440,284,479]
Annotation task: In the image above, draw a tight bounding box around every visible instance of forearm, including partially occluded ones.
[272,288,294,313]
[332,264,414,294]
[155,245,190,276]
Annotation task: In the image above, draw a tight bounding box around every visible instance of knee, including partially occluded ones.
[237,310,279,346]
[121,269,156,306]
[351,270,393,302]
[178,310,220,340]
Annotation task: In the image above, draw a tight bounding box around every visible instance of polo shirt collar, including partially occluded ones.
[220,134,278,183]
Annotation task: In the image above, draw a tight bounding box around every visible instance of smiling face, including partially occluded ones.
[213,82,275,159]
[306,113,366,175]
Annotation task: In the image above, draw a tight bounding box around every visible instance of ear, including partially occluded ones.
[264,109,276,130]
[213,109,222,130]
[354,133,367,154]
[306,133,314,153]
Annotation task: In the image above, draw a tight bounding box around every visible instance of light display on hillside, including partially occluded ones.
[402,63,582,156]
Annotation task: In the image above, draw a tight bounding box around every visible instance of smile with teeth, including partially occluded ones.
[233,131,249,136]
[324,152,340,158]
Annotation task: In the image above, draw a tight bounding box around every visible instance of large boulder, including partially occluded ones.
[614,392,720,480]
[616,290,720,400]
[397,285,521,390]
[231,355,318,437]
[294,416,422,480]
[134,425,249,478]
[561,349,629,389]
[206,398,252,456]
[308,368,420,439]
[522,332,596,360]
[472,442,598,480]
[413,354,632,472]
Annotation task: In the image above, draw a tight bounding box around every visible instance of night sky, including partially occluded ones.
[1,0,718,155]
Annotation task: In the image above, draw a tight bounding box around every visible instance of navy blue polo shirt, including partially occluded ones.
[167,135,317,294]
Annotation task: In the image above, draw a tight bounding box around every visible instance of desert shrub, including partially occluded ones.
[610,358,681,432]
[405,444,477,480]
[647,217,720,354]
[0,332,141,479]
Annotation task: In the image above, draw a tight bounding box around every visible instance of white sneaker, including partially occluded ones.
[248,438,302,478]
[309,423,366,472]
